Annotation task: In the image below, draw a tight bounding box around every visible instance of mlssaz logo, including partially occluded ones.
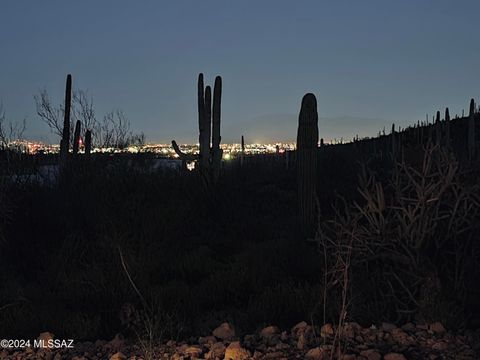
[34,339,74,349]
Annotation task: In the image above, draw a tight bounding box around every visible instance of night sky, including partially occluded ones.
[0,0,478,144]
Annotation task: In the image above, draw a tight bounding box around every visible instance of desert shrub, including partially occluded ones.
[316,144,480,329]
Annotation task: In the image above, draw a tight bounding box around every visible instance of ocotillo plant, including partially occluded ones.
[296,93,319,237]
[84,129,92,156]
[172,73,223,183]
[59,74,72,167]
[468,99,475,159]
[72,120,81,155]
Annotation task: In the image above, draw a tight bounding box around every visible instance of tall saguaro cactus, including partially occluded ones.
[172,73,223,183]
[468,99,475,159]
[445,108,450,148]
[59,74,72,167]
[296,93,319,237]
[72,120,82,155]
[84,129,92,156]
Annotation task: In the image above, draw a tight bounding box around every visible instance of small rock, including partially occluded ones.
[360,349,381,360]
[260,325,279,338]
[224,341,250,360]
[292,321,308,335]
[429,322,446,334]
[320,323,334,337]
[401,323,416,333]
[184,345,203,357]
[213,322,236,340]
[109,352,126,360]
[305,347,327,360]
[205,342,226,359]
[384,353,407,360]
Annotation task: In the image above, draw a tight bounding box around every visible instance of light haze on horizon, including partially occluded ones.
[0,0,479,144]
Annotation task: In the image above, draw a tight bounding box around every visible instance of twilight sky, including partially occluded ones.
[0,0,478,144]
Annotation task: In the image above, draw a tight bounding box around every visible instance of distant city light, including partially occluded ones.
[7,140,297,158]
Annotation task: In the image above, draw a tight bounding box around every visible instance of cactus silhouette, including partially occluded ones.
[468,99,475,159]
[445,108,450,148]
[59,74,72,167]
[296,93,319,237]
[172,73,223,183]
[435,111,441,146]
[240,135,245,167]
[84,129,92,156]
[72,120,81,155]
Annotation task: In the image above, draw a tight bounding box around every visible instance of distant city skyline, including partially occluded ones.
[1,1,478,144]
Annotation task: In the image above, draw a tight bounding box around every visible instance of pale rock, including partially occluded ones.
[320,323,334,337]
[305,347,327,360]
[297,333,306,350]
[291,321,308,335]
[184,345,203,358]
[109,352,126,360]
[213,322,236,340]
[224,341,250,360]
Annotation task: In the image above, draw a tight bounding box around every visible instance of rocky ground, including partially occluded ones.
[1,321,479,359]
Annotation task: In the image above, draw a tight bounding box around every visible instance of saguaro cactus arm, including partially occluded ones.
[171,140,197,161]
[59,74,72,167]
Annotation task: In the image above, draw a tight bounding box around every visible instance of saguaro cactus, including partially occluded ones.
[435,111,441,146]
[296,93,319,237]
[391,123,396,157]
[59,74,72,167]
[172,73,223,183]
[84,129,92,156]
[468,99,475,159]
[72,120,82,155]
[445,108,450,148]
[240,135,245,167]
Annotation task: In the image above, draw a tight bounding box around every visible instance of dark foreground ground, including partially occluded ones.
[1,321,479,359]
